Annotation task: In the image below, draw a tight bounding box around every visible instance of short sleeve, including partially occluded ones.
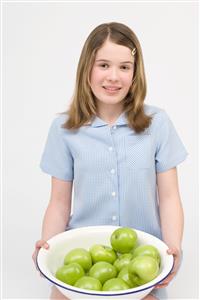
[155,111,188,173]
[40,116,74,181]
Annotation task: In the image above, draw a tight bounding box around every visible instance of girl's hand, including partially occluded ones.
[32,240,49,271]
[154,247,182,289]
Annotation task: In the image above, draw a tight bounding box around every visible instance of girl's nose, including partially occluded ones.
[106,67,119,81]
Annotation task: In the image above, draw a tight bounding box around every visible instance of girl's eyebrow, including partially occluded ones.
[96,59,134,64]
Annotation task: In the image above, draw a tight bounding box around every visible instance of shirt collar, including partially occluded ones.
[90,112,128,128]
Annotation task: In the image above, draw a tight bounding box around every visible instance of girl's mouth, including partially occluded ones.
[103,86,121,91]
[103,86,121,94]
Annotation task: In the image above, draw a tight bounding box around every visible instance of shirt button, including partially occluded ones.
[110,169,115,174]
[111,192,116,197]
[112,215,117,221]
[108,147,113,151]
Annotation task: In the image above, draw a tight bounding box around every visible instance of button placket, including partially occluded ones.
[108,125,119,224]
[110,125,117,135]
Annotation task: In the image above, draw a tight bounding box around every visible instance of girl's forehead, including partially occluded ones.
[95,40,133,62]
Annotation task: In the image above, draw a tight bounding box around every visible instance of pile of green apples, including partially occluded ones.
[55,227,161,291]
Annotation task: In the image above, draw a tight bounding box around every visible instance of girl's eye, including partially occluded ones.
[99,63,109,68]
[120,65,130,70]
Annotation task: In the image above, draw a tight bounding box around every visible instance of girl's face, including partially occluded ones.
[90,39,134,109]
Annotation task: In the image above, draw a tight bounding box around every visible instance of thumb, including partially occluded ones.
[167,247,178,255]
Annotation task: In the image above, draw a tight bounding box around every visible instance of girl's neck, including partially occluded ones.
[96,103,124,126]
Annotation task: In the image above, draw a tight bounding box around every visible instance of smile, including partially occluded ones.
[103,86,121,91]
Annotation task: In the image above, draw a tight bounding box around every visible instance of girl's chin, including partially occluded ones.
[96,98,124,105]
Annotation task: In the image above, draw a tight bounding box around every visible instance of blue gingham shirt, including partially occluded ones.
[40,105,188,239]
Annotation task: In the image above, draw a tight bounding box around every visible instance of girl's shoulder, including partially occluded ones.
[144,104,165,116]
[49,113,70,136]
[144,104,169,122]
[144,104,171,133]
[52,113,69,126]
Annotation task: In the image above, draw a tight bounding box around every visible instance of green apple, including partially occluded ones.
[110,227,137,253]
[129,242,139,254]
[74,276,102,291]
[102,278,130,291]
[89,261,117,284]
[55,262,84,285]
[113,253,133,272]
[117,266,138,288]
[132,244,161,266]
[64,248,92,272]
[128,256,159,286]
[89,244,117,264]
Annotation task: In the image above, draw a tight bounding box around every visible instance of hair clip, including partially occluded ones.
[131,48,136,56]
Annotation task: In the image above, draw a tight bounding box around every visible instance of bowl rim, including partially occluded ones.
[36,226,174,296]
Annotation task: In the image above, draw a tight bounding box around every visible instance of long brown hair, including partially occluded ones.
[62,22,152,133]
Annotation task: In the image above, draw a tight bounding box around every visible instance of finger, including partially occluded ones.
[35,241,43,249]
[35,240,45,248]
[155,276,173,288]
[172,257,181,273]
[167,249,181,273]
[42,242,49,249]
[155,272,175,289]
[172,262,180,274]
[163,272,175,282]
[33,244,49,264]
[167,247,179,256]
[154,283,169,289]
[156,280,169,288]
[32,252,36,261]
[158,279,171,286]
[32,249,39,263]
[35,240,49,250]
[32,254,39,271]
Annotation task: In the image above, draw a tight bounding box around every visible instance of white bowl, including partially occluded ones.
[36,226,173,299]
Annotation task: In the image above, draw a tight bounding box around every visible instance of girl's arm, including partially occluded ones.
[157,167,184,250]
[41,176,73,241]
[155,167,184,288]
[32,177,73,267]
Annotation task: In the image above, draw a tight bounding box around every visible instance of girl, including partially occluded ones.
[32,22,187,300]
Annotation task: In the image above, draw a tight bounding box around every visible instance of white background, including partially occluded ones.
[2,1,199,299]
